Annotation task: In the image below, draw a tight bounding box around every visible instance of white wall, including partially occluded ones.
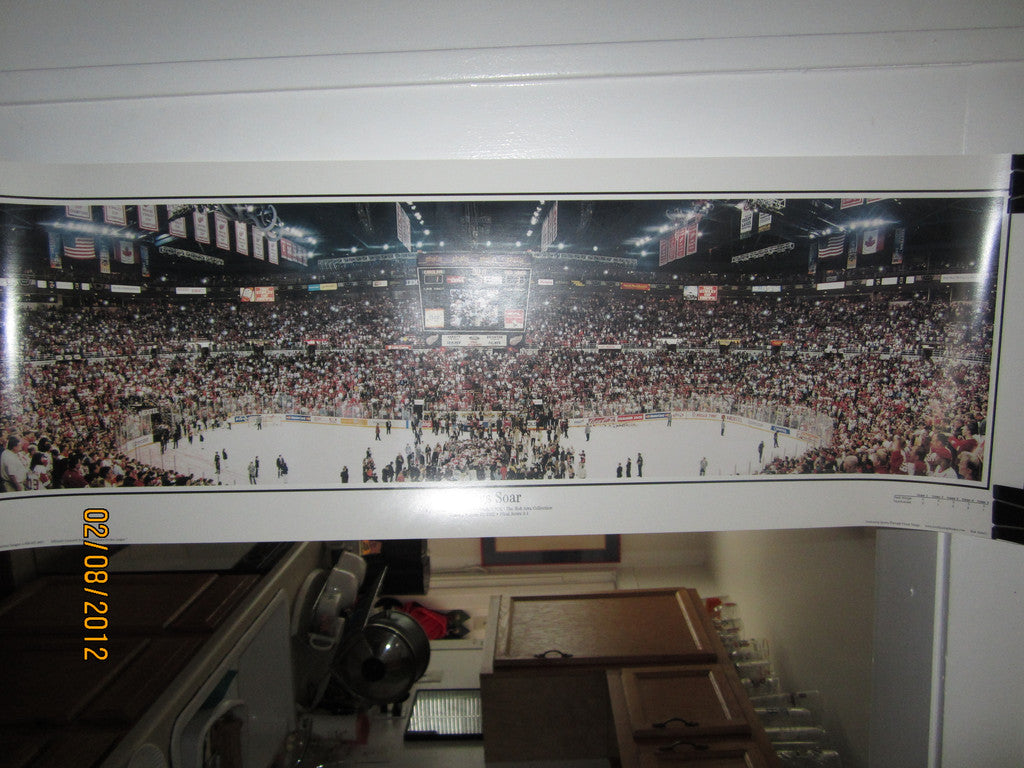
[942,535,1024,766]
[2,3,1023,766]
[419,533,715,637]
[710,528,878,767]
[2,2,1023,163]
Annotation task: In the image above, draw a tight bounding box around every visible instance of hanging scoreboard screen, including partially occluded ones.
[417,253,532,335]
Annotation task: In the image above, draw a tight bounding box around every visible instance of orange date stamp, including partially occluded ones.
[82,508,110,661]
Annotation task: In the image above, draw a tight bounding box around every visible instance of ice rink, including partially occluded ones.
[128,416,813,488]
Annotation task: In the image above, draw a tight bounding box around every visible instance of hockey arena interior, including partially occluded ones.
[0,195,1001,493]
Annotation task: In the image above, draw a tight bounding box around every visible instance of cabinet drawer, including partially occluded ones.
[634,742,773,767]
[617,665,752,739]
[492,589,717,666]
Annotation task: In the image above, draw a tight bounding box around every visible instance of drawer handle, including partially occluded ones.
[658,740,709,753]
[653,717,700,729]
[533,649,573,659]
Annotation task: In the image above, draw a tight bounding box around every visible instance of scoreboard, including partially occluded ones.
[417,253,532,345]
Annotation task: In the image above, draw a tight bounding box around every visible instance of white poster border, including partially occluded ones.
[0,155,1016,550]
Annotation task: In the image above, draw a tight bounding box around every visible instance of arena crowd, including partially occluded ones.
[0,284,992,491]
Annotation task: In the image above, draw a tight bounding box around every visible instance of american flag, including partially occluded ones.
[817,235,845,259]
[63,236,96,259]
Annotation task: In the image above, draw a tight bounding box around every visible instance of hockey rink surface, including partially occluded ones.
[128,416,812,488]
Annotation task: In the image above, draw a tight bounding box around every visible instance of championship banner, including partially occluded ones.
[840,198,864,209]
[47,231,62,269]
[65,204,92,220]
[103,204,126,225]
[193,209,211,243]
[138,204,159,232]
[685,218,700,255]
[280,238,307,265]
[659,226,687,266]
[758,212,772,232]
[267,238,279,265]
[396,203,412,252]
[892,227,905,265]
[658,234,674,266]
[167,206,187,237]
[541,201,558,251]
[234,220,249,255]
[252,233,265,260]
[214,211,231,250]
[740,206,753,238]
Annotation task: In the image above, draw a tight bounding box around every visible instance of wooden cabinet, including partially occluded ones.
[614,666,752,739]
[480,588,778,767]
[490,589,718,666]
[631,744,773,767]
[608,664,775,768]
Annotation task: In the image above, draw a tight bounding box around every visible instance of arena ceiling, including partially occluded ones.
[246,195,1004,270]
[0,194,1003,276]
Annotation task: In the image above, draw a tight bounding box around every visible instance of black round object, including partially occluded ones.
[333,609,431,706]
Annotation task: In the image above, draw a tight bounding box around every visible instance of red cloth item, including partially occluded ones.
[402,601,448,639]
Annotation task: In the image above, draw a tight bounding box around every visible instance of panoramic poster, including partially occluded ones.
[0,157,1015,548]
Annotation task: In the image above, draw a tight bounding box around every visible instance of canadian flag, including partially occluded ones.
[118,241,136,264]
[861,229,884,255]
